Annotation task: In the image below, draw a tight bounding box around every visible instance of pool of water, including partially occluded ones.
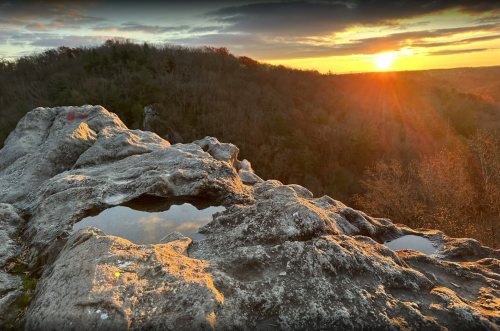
[73,196,225,244]
[384,235,437,255]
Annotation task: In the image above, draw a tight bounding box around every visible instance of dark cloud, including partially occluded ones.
[93,22,190,34]
[207,0,500,37]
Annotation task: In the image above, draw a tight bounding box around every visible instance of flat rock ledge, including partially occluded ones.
[0,106,499,331]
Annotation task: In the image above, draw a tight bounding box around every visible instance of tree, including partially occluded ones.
[468,131,500,247]
[352,159,423,228]
[417,148,476,237]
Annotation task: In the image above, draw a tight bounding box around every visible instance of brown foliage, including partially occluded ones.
[354,131,500,248]
[352,160,423,228]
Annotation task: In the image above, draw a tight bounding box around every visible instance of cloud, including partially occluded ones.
[458,34,500,43]
[2,0,499,62]
[472,15,500,24]
[170,23,500,60]
[29,34,128,47]
[410,32,500,48]
[0,1,104,27]
[188,26,222,33]
[206,0,500,37]
[52,15,105,25]
[391,21,431,31]
[93,22,190,34]
[0,28,125,48]
[428,48,491,55]
[350,24,500,52]
[25,22,51,31]
[2,31,56,46]
[92,27,119,32]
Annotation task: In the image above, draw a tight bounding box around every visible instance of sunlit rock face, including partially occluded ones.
[24,228,223,331]
[1,106,500,330]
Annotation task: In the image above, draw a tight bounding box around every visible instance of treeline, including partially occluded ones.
[1,40,499,246]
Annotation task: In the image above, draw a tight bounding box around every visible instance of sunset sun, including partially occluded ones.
[375,53,396,70]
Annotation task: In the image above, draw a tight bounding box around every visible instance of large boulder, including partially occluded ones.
[0,106,499,330]
[0,106,125,205]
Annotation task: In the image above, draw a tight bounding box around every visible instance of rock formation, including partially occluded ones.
[0,105,499,330]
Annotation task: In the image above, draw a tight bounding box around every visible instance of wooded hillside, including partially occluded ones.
[1,40,500,247]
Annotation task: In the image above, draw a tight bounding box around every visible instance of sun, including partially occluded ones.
[375,53,396,70]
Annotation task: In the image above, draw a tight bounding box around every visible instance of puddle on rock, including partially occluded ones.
[73,196,225,244]
[384,235,437,255]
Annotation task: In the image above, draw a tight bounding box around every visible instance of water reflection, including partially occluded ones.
[73,196,225,244]
[384,235,436,255]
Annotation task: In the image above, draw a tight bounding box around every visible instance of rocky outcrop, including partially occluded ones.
[0,105,499,330]
[143,105,184,143]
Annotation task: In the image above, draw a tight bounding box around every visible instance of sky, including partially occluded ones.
[1,0,499,73]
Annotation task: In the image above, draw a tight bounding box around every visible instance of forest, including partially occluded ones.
[1,39,500,248]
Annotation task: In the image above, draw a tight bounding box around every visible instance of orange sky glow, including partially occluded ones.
[0,2,499,73]
[263,9,500,73]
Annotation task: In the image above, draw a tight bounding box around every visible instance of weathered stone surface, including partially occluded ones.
[0,106,499,330]
[23,228,221,331]
[0,203,24,267]
[74,127,171,168]
[0,204,24,329]
[142,105,162,133]
[238,159,263,185]
[194,136,240,168]
[0,271,22,328]
[0,105,125,205]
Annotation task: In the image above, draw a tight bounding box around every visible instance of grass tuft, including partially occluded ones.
[21,275,37,290]
[16,291,32,309]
